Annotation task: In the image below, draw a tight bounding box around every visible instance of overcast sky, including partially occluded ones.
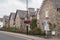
[0,0,43,18]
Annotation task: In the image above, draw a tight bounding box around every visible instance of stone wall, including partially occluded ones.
[39,0,57,31]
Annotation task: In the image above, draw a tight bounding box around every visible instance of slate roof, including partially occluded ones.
[9,13,16,21]
[16,10,27,19]
[4,16,9,22]
[10,13,15,19]
[16,10,36,19]
[29,12,36,17]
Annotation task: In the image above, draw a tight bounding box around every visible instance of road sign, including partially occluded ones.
[24,19,30,24]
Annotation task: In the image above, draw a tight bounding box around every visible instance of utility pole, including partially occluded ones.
[26,0,28,35]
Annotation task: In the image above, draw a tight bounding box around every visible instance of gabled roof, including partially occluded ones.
[4,16,9,20]
[16,10,27,19]
[16,10,36,19]
[3,16,9,22]
[29,12,36,17]
[9,12,16,21]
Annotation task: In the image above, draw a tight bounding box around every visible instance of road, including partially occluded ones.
[0,31,60,40]
[0,32,27,40]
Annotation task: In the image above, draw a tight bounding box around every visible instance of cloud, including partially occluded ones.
[19,0,32,4]
[0,0,7,3]
[19,0,44,8]
[0,0,26,18]
[29,0,44,8]
[0,0,43,18]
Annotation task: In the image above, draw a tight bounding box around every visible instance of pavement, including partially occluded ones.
[0,31,60,40]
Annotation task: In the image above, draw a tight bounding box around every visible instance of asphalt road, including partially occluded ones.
[0,32,27,40]
[0,31,59,40]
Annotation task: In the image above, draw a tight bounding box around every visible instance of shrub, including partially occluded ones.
[0,27,6,31]
[28,29,34,35]
[9,27,19,32]
[30,19,37,29]
[29,28,45,36]
[33,28,41,35]
[2,27,19,32]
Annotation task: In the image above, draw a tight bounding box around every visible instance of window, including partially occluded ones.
[45,10,49,17]
[57,8,60,12]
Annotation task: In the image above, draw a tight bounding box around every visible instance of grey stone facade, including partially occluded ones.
[3,16,9,28]
[39,0,60,36]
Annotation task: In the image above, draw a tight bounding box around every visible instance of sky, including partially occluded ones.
[0,0,44,18]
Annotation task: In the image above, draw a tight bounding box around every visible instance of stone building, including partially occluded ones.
[39,0,60,36]
[3,16,9,28]
[3,8,36,31]
[9,13,16,27]
[15,10,27,31]
[15,8,36,31]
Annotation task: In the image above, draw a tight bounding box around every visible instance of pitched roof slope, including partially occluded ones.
[16,10,36,19]
[9,13,16,21]
[16,10,27,19]
[10,13,16,19]
[4,16,9,22]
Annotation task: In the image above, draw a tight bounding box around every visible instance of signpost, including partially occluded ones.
[24,19,30,35]
[24,0,30,35]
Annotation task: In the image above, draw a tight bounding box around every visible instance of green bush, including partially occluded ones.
[29,28,45,36]
[9,27,19,32]
[33,28,41,35]
[28,29,34,35]
[1,27,19,32]
[0,27,6,31]
[30,19,37,29]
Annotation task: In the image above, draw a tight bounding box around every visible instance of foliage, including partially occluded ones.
[0,26,19,32]
[30,19,37,29]
[0,27,6,31]
[29,28,45,35]
[8,27,19,32]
